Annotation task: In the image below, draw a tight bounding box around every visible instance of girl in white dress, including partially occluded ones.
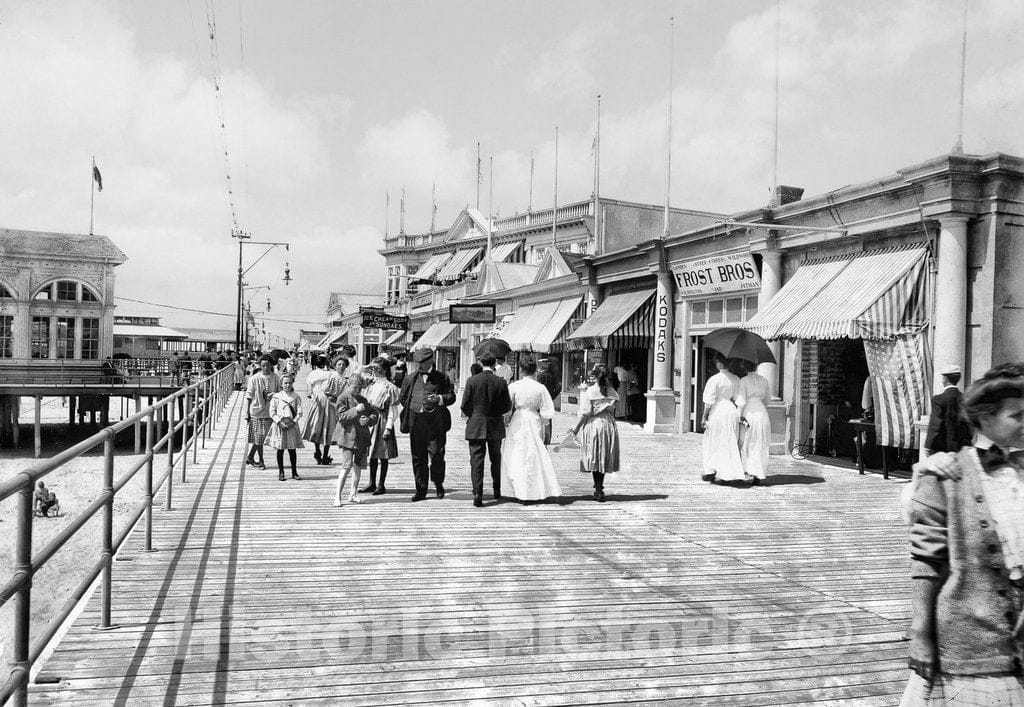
[267,374,304,481]
[735,360,771,484]
[299,354,335,464]
[700,354,745,483]
[571,365,620,502]
[500,357,561,502]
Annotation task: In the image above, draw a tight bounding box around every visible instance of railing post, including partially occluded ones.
[181,387,189,482]
[200,379,207,450]
[133,394,142,454]
[165,396,175,511]
[144,411,155,552]
[98,435,115,629]
[11,478,34,707]
[192,384,199,464]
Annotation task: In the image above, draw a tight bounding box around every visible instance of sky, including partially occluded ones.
[1,0,1022,342]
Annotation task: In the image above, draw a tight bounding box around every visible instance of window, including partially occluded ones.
[690,301,706,326]
[82,287,99,303]
[81,318,100,360]
[708,300,724,324]
[56,317,75,359]
[0,316,12,358]
[0,284,11,298]
[725,297,743,323]
[31,317,50,358]
[34,285,52,301]
[56,281,78,301]
[745,295,759,318]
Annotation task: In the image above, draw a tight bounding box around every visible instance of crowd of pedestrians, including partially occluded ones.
[239,344,622,506]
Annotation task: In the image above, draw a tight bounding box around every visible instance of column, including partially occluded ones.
[676,299,692,433]
[645,271,676,433]
[932,216,969,388]
[757,247,783,398]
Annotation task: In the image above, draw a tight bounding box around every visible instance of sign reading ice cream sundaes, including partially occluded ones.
[672,252,761,296]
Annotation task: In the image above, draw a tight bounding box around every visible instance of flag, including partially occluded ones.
[93,164,103,192]
[864,333,929,449]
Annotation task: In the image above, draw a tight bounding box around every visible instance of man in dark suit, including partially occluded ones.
[398,348,456,501]
[925,363,972,455]
[460,352,512,507]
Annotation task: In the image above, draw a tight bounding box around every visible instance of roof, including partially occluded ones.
[0,229,127,263]
[477,260,539,294]
[326,292,386,314]
[174,328,238,342]
[113,324,189,338]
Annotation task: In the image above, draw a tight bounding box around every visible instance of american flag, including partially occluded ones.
[864,333,929,449]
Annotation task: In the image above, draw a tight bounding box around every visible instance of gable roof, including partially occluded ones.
[534,247,577,282]
[326,292,386,314]
[0,228,127,263]
[443,209,491,243]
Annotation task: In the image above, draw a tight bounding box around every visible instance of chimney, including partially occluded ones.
[769,185,804,207]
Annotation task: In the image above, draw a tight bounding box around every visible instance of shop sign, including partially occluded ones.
[449,303,496,324]
[360,311,410,330]
[672,252,761,297]
[654,292,671,365]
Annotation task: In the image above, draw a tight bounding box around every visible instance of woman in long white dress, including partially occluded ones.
[500,357,561,502]
[700,354,745,483]
[735,360,771,484]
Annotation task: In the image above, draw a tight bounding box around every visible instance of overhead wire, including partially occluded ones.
[204,0,241,230]
[114,296,325,325]
[238,0,252,228]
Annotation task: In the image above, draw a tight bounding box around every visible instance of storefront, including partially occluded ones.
[745,242,931,467]
[411,320,460,379]
[670,250,763,432]
[565,287,655,422]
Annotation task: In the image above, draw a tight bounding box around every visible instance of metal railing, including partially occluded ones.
[0,363,239,706]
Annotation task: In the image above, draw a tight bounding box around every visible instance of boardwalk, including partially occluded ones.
[30,379,913,705]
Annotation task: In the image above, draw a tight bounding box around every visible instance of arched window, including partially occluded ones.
[0,283,11,298]
[33,280,101,303]
[81,286,99,302]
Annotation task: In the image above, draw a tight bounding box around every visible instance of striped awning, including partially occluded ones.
[498,298,581,353]
[411,321,459,350]
[566,290,655,350]
[411,252,453,283]
[435,248,482,283]
[315,329,348,349]
[472,241,522,272]
[379,330,408,351]
[745,244,929,341]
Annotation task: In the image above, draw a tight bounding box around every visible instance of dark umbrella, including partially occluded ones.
[267,348,291,361]
[473,337,511,359]
[703,328,776,365]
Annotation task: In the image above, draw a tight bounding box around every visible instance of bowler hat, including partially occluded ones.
[413,348,434,364]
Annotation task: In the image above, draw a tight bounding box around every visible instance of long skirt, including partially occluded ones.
[702,400,744,481]
[900,671,1024,706]
[300,390,335,446]
[739,398,770,479]
[267,420,304,450]
[500,409,561,500]
[578,411,620,474]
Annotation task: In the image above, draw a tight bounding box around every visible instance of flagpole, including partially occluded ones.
[476,142,481,210]
[400,186,406,234]
[528,151,534,213]
[431,181,437,232]
[593,94,601,253]
[487,157,494,256]
[552,126,558,248]
[90,156,96,235]
[385,190,390,238]
[953,0,968,155]
[773,0,780,190]
[663,17,674,239]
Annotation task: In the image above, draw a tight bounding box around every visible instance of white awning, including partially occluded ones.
[113,324,188,338]
[411,252,454,283]
[499,298,581,352]
[315,329,348,349]
[412,322,459,350]
[435,248,482,282]
[472,241,522,272]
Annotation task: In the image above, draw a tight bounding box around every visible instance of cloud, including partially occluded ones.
[524,21,614,100]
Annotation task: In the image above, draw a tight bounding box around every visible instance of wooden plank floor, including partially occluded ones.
[29,377,913,705]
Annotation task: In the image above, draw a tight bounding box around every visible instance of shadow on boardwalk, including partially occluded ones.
[29,379,913,705]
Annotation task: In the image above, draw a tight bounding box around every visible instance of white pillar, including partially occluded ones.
[645,271,676,433]
[932,216,969,389]
[757,247,783,398]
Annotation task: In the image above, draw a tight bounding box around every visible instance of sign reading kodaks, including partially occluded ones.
[672,252,761,296]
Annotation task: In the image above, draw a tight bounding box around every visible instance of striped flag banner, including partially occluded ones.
[864,333,929,448]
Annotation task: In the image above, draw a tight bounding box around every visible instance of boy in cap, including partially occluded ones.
[924,363,972,455]
[397,348,456,501]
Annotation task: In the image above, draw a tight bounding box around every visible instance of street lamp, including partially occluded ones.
[233,229,290,352]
